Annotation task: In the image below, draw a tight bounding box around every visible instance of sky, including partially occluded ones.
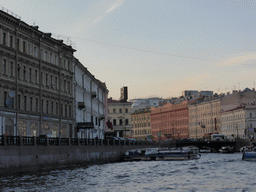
[1,0,256,100]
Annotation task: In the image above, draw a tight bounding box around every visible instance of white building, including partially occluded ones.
[221,105,256,140]
[130,97,163,113]
[74,59,108,139]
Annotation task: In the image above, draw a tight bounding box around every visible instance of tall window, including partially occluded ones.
[3,59,7,75]
[65,104,67,117]
[51,102,54,114]
[18,95,20,110]
[41,99,44,113]
[113,108,116,113]
[23,66,26,81]
[119,108,122,113]
[23,41,26,53]
[55,77,58,89]
[34,46,37,58]
[46,101,49,114]
[10,36,13,48]
[36,98,38,112]
[30,97,33,111]
[45,51,47,61]
[64,80,66,92]
[125,108,128,113]
[56,102,59,115]
[17,39,20,51]
[24,96,27,111]
[29,68,32,82]
[113,119,116,126]
[50,75,53,87]
[46,74,48,86]
[35,70,38,84]
[4,92,7,107]
[69,105,72,117]
[2,32,6,45]
[125,119,129,125]
[119,119,123,125]
[10,62,13,77]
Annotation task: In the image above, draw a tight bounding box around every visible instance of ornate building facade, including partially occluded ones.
[0,10,75,137]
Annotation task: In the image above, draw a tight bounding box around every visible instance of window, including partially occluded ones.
[65,104,67,117]
[29,68,32,82]
[55,77,58,89]
[56,102,58,115]
[2,32,6,45]
[69,105,72,117]
[113,119,116,125]
[18,95,20,110]
[17,39,20,50]
[34,46,38,58]
[23,41,26,53]
[46,74,48,87]
[23,66,26,81]
[250,113,252,118]
[50,53,53,63]
[36,98,38,112]
[64,80,66,91]
[125,108,128,113]
[4,92,7,107]
[119,108,122,113]
[3,59,7,75]
[50,75,53,87]
[10,36,13,48]
[95,117,98,125]
[125,119,129,125]
[119,119,123,125]
[35,70,38,84]
[10,62,13,77]
[24,96,27,111]
[51,102,54,114]
[113,108,116,113]
[45,51,47,61]
[41,99,44,113]
[30,97,33,111]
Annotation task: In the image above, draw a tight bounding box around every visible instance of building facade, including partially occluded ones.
[74,59,108,139]
[188,96,221,139]
[151,100,189,141]
[221,105,256,140]
[0,9,76,137]
[131,108,151,140]
[107,97,132,138]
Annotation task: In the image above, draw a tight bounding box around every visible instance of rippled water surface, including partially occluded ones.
[1,153,255,192]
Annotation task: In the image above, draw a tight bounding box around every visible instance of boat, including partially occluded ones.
[124,146,200,161]
[219,146,235,153]
[242,147,256,161]
[199,146,211,153]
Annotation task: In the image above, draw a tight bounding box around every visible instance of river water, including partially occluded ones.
[0,153,255,192]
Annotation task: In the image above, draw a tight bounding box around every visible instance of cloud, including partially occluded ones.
[214,53,256,68]
[70,0,125,36]
[106,0,125,13]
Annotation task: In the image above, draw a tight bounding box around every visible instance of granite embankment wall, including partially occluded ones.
[0,145,142,174]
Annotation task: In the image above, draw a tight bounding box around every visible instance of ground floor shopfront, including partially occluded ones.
[0,112,74,137]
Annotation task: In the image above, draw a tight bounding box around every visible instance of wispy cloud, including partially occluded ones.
[215,53,256,68]
[70,0,125,36]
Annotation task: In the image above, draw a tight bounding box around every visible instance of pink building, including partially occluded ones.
[151,100,189,141]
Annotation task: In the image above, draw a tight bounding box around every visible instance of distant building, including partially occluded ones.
[130,97,163,113]
[107,87,132,138]
[182,90,213,98]
[151,99,190,141]
[131,108,151,140]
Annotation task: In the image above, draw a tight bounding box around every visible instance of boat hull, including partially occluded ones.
[242,152,256,161]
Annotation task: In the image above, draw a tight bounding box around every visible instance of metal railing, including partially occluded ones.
[0,135,147,147]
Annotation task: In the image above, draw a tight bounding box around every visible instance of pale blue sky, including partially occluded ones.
[1,0,256,100]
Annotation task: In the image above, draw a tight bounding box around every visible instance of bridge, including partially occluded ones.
[174,139,250,152]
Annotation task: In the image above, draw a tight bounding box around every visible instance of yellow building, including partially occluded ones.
[107,97,132,138]
[131,108,151,140]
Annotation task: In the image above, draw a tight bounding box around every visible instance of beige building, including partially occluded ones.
[0,9,75,137]
[131,108,151,140]
[189,96,221,139]
[107,97,132,138]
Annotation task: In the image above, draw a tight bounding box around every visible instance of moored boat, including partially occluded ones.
[242,147,256,161]
[199,146,211,153]
[124,146,200,161]
[219,146,235,153]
